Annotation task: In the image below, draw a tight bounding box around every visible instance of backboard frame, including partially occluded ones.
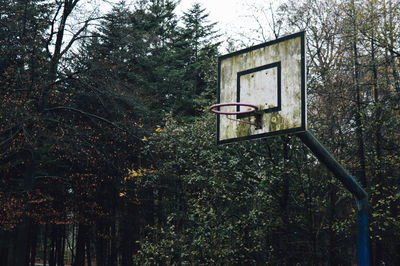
[216,31,306,144]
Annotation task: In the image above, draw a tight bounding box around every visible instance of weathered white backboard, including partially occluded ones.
[216,31,306,144]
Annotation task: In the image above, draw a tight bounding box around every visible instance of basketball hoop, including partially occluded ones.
[210,102,263,129]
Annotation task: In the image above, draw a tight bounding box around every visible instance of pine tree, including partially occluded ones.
[168,3,220,119]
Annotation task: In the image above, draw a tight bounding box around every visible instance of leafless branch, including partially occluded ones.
[60,16,103,57]
[250,12,268,42]
[46,3,63,59]
[44,106,142,142]
[267,2,281,39]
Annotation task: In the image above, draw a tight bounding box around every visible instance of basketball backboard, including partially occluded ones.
[216,31,306,144]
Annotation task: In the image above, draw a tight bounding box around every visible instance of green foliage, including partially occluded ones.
[132,114,357,264]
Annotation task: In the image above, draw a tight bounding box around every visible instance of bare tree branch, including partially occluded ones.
[46,3,63,59]
[44,106,142,142]
[60,16,102,58]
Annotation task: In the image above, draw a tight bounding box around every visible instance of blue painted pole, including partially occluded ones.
[298,131,369,265]
[357,198,370,266]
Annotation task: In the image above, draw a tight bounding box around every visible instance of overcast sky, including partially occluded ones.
[175,0,284,50]
[96,0,284,51]
[176,0,246,28]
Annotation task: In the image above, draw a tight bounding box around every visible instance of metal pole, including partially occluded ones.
[357,198,370,266]
[297,131,369,265]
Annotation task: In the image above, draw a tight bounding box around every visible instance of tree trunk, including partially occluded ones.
[15,161,35,265]
[73,223,87,266]
[351,0,368,188]
[109,205,118,266]
[57,225,65,266]
[43,224,48,266]
[370,9,383,265]
[327,184,338,266]
[15,221,28,265]
[15,219,30,266]
[30,223,38,266]
[95,221,106,266]
[121,219,133,266]
[87,236,92,266]
[0,230,13,266]
[70,224,76,264]
[277,137,291,264]
[0,246,8,266]
[49,225,56,266]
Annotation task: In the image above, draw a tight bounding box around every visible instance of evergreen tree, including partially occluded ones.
[168,3,220,119]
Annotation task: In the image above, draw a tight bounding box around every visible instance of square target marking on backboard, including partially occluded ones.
[237,61,281,118]
[216,31,306,144]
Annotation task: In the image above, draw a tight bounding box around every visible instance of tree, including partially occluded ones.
[141,2,220,120]
[0,0,134,264]
[277,0,400,264]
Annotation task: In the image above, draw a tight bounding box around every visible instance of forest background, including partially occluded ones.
[0,0,399,265]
